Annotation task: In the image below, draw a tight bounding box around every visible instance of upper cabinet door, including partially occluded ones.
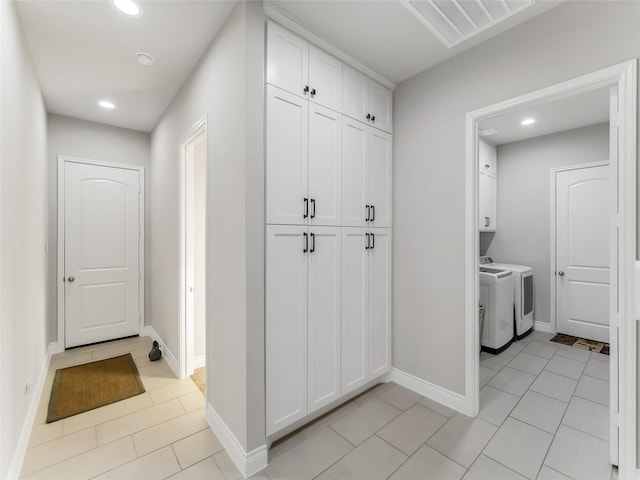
[479,139,497,176]
[267,22,309,98]
[266,85,309,225]
[368,81,393,133]
[308,104,342,226]
[367,129,392,228]
[309,46,342,112]
[342,65,369,124]
[342,117,368,227]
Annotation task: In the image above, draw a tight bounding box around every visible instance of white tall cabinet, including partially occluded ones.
[265,20,393,437]
[479,139,497,232]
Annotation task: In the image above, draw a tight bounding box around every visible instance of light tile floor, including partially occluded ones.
[264,331,615,480]
[20,336,241,480]
[21,332,615,480]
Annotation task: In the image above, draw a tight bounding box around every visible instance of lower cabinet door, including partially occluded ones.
[307,227,342,413]
[266,225,308,436]
[368,228,391,378]
[341,227,369,394]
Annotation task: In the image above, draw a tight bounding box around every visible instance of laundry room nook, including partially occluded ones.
[477,87,611,354]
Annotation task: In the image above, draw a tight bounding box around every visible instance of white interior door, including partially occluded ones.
[555,163,610,343]
[184,129,207,374]
[307,227,341,414]
[64,161,141,348]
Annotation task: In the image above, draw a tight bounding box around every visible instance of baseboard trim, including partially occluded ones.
[192,355,206,370]
[390,367,470,415]
[534,322,555,334]
[206,403,268,479]
[7,342,59,479]
[141,326,179,378]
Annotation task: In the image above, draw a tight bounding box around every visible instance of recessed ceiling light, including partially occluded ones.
[98,100,116,109]
[136,52,155,66]
[113,0,142,16]
[521,118,536,126]
[479,127,500,137]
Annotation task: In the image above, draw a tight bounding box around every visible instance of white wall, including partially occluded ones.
[393,0,640,396]
[150,0,265,452]
[0,2,48,477]
[46,114,151,344]
[483,123,609,326]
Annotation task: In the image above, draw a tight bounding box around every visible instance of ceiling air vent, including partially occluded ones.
[401,0,536,48]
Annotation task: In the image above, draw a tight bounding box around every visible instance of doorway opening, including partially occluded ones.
[180,120,207,381]
[465,60,636,477]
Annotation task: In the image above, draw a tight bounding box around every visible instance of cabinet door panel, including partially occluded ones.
[342,65,369,124]
[266,226,308,435]
[342,118,368,227]
[309,46,342,112]
[342,228,369,394]
[267,22,309,97]
[369,81,393,133]
[368,129,392,228]
[309,105,341,226]
[479,139,497,176]
[266,85,309,225]
[308,227,342,413]
[485,174,497,231]
[368,229,391,378]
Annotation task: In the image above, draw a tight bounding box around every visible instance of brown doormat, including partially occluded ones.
[191,367,206,395]
[47,353,145,423]
[550,333,610,355]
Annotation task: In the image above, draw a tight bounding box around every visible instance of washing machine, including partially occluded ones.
[479,266,514,354]
[480,256,534,339]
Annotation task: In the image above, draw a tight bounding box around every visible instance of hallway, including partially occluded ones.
[19,336,254,480]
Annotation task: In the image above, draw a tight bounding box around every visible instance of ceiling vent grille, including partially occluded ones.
[401,0,536,48]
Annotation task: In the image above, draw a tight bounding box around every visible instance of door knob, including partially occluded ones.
[67,276,75,283]
[558,271,565,277]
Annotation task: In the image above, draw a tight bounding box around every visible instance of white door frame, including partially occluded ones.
[57,156,145,349]
[549,160,610,334]
[464,60,636,477]
[179,118,207,379]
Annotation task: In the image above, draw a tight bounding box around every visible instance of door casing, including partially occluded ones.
[465,60,636,477]
[57,156,145,349]
[179,118,207,380]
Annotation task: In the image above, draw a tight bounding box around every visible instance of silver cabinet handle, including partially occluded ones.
[558,271,565,277]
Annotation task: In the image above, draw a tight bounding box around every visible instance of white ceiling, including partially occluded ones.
[15,0,237,132]
[266,0,563,85]
[15,0,564,132]
[478,87,610,146]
